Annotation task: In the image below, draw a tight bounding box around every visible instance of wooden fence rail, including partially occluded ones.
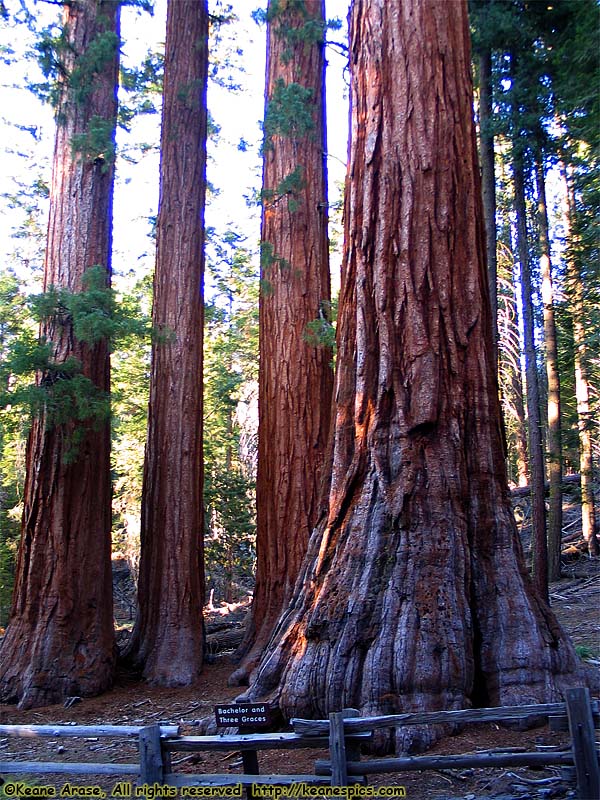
[304,688,599,800]
[1,689,598,799]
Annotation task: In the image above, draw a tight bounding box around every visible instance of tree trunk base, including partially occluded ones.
[0,622,115,710]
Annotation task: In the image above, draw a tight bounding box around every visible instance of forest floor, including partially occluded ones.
[1,498,599,800]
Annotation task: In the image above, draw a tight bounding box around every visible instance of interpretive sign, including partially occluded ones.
[214,703,271,729]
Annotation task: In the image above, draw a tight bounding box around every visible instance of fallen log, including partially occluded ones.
[205,627,244,654]
[511,474,581,499]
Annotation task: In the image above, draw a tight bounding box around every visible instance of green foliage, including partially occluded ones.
[470,0,600,487]
[0,267,151,439]
[71,115,116,171]
[203,229,259,601]
[30,22,70,106]
[575,644,596,661]
[253,1,342,63]
[111,273,153,571]
[262,165,305,211]
[259,240,293,297]
[268,0,327,63]
[264,78,314,144]
[303,300,336,351]
[70,28,120,105]
[29,19,119,110]
[260,240,290,273]
[208,2,244,93]
[119,50,163,130]
[0,271,35,624]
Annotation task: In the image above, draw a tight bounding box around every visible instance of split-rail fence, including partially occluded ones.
[1,687,598,799]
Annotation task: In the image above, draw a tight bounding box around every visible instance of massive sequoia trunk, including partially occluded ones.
[0,0,120,709]
[125,0,208,684]
[242,0,582,752]
[230,0,333,684]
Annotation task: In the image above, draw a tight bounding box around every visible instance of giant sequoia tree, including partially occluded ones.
[126,0,208,684]
[0,0,120,708]
[243,0,582,751]
[230,0,333,684]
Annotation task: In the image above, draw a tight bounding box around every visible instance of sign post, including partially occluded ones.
[214,703,272,797]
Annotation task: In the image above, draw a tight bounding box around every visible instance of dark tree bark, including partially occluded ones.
[230,0,333,685]
[0,0,120,709]
[562,165,599,557]
[125,0,208,684]
[535,153,562,581]
[241,0,582,753]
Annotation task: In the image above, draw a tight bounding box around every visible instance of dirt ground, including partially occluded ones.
[1,509,599,800]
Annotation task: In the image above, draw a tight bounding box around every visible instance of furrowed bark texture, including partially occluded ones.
[126,0,208,684]
[231,0,333,683]
[243,0,582,753]
[0,0,120,709]
[535,155,562,581]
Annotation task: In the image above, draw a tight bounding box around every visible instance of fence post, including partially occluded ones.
[565,687,600,800]
[139,725,164,789]
[329,712,349,785]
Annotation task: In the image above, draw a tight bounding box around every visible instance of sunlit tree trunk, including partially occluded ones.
[497,242,529,487]
[126,0,208,684]
[562,165,599,557]
[0,0,119,709]
[535,153,562,581]
[230,0,333,685]
[242,0,581,753]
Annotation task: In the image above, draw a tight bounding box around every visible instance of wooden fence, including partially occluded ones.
[1,688,598,799]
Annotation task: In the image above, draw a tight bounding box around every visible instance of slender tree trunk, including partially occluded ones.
[513,154,548,601]
[478,48,498,348]
[562,165,599,556]
[510,50,549,600]
[126,0,208,684]
[0,0,119,709]
[241,0,582,753]
[230,0,333,685]
[512,374,531,486]
[497,174,530,489]
[535,153,562,581]
[497,246,529,487]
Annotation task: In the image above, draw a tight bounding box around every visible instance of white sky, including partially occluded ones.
[0,0,350,292]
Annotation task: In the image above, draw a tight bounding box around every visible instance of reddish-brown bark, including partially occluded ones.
[0,0,120,709]
[241,0,582,752]
[125,0,208,684]
[230,0,333,684]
